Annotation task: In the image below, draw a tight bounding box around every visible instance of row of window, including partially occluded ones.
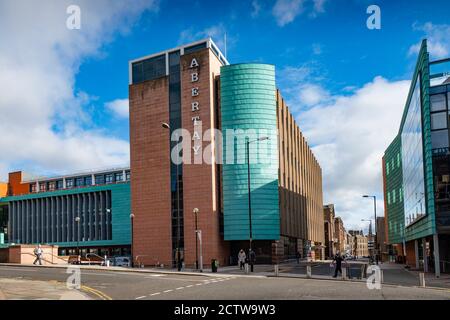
[387,187,403,205]
[30,171,131,193]
[430,91,450,151]
[385,153,401,175]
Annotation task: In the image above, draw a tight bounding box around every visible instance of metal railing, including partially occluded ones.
[85,253,106,266]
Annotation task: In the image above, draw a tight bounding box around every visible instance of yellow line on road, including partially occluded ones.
[81,285,112,300]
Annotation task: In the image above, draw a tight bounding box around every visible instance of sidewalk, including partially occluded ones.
[0,278,90,300]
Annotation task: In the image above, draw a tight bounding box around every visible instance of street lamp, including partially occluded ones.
[162,122,182,271]
[193,208,199,270]
[246,136,269,256]
[362,195,378,264]
[130,213,135,267]
[75,216,81,261]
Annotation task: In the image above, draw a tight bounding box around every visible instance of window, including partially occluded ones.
[387,192,391,205]
[115,173,123,182]
[132,54,166,84]
[48,181,56,191]
[56,180,63,190]
[39,183,46,192]
[431,112,447,130]
[397,153,400,168]
[75,177,84,187]
[31,184,37,193]
[105,174,114,184]
[85,176,92,186]
[430,94,446,112]
[66,179,74,188]
[126,171,131,181]
[386,162,390,175]
[95,175,105,185]
[393,189,396,203]
[431,130,449,150]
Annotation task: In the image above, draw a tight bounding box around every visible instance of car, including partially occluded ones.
[111,256,131,267]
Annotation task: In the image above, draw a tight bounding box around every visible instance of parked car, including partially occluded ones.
[111,256,131,267]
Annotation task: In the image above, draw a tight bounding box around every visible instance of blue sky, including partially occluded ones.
[1,0,449,230]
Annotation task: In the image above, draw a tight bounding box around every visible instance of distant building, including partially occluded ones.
[334,217,346,253]
[348,230,368,258]
[323,204,336,258]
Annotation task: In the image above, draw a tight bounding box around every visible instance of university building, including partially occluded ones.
[0,38,324,268]
[382,40,450,276]
[129,38,324,267]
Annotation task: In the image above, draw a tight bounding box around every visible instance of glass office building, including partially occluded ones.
[383,40,450,276]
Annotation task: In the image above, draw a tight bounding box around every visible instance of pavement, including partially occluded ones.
[0,277,90,300]
[0,263,449,300]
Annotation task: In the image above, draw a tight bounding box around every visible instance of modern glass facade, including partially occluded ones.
[401,77,426,227]
[220,64,280,241]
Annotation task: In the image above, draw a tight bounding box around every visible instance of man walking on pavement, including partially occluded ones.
[332,250,344,278]
[249,249,256,272]
[238,249,246,270]
[33,244,43,265]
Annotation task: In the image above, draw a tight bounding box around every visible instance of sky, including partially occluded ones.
[0,0,449,232]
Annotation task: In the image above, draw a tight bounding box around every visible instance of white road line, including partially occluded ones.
[163,289,173,293]
[186,285,194,288]
[176,287,184,290]
[150,292,161,296]
[195,283,203,286]
[136,296,147,300]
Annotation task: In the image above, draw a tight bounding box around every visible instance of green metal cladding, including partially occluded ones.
[220,63,280,241]
[384,135,405,244]
[0,183,131,247]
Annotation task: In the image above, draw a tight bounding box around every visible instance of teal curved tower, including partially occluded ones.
[220,64,280,241]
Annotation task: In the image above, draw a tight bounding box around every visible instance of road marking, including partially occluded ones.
[195,283,203,286]
[186,285,194,288]
[150,292,161,296]
[80,285,112,300]
[163,289,173,293]
[176,287,184,290]
[136,296,147,300]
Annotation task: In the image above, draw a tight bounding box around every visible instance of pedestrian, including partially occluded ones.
[249,249,256,272]
[332,250,344,278]
[33,244,43,266]
[296,251,301,264]
[238,249,246,270]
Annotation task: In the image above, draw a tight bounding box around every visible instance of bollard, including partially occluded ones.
[380,270,384,284]
[245,263,249,274]
[274,264,279,277]
[419,273,426,287]
[306,265,312,278]
[342,267,347,280]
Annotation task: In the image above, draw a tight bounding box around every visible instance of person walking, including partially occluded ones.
[332,250,344,278]
[238,249,246,270]
[249,249,256,272]
[296,251,301,264]
[33,244,43,266]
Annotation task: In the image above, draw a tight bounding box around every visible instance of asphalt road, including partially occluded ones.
[0,265,449,300]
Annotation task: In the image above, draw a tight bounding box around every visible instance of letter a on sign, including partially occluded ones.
[366,5,381,30]
[190,58,199,68]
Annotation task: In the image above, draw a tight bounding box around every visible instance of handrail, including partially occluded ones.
[85,253,106,266]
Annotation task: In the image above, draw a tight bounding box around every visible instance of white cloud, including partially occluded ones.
[106,99,129,118]
[409,22,450,60]
[295,77,410,230]
[298,83,330,107]
[0,0,158,178]
[251,0,262,18]
[272,0,304,27]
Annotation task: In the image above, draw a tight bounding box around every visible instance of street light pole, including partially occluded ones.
[130,213,135,267]
[246,137,269,256]
[363,195,378,264]
[163,122,182,271]
[193,208,199,270]
[75,216,80,262]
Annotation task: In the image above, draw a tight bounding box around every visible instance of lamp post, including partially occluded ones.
[362,195,378,264]
[246,136,269,255]
[75,216,80,261]
[130,213,135,267]
[193,208,199,270]
[162,122,182,271]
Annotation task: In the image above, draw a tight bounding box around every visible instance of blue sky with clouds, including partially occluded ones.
[1,0,449,230]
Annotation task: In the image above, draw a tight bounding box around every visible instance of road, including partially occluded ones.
[0,265,449,300]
